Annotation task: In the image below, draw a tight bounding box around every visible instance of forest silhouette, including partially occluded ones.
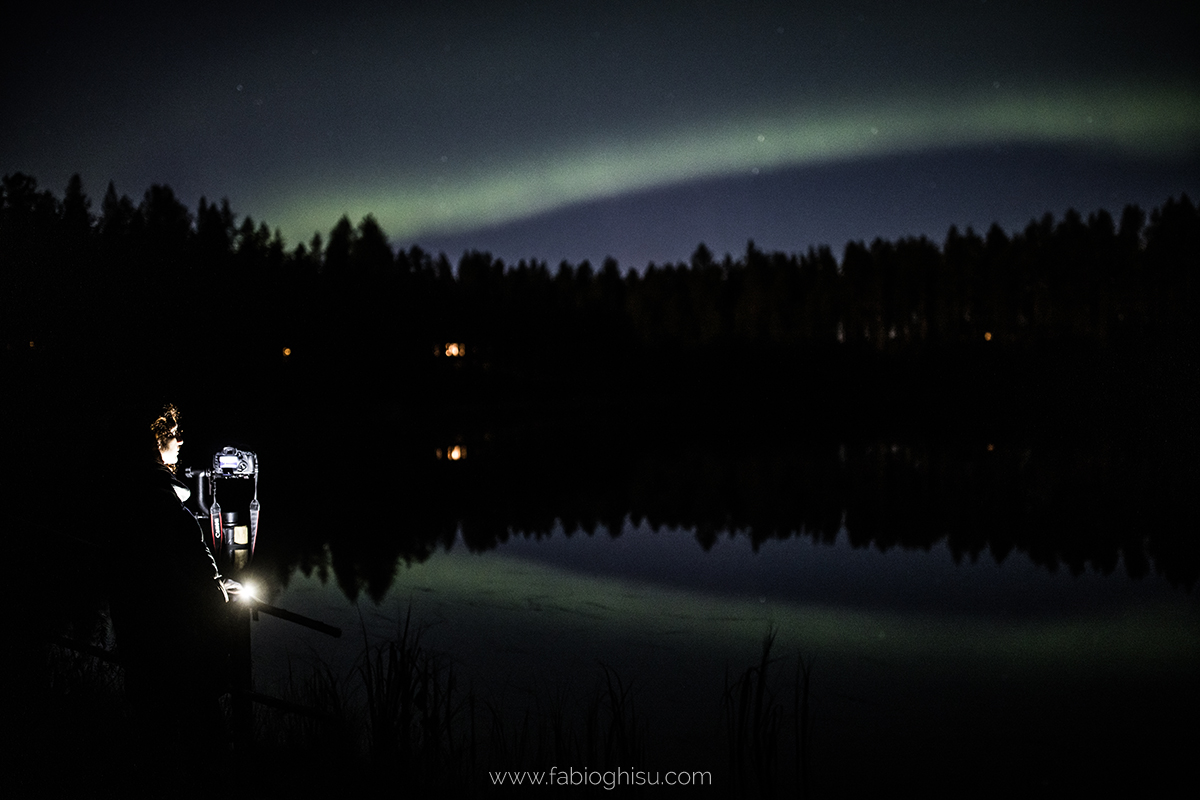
[3,172,1196,415]
[3,172,1197,590]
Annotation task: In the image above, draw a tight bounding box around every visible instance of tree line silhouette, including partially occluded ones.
[3,172,1196,414]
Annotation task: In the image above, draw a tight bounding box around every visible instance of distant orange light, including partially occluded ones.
[983,332,992,341]
[282,347,292,357]
[445,343,465,357]
[987,443,994,452]
[29,341,35,348]
[448,445,463,461]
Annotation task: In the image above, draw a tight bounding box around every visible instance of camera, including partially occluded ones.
[184,446,260,572]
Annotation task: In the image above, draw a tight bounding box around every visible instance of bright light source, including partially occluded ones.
[984,332,992,341]
[449,445,463,461]
[239,581,258,602]
[282,346,292,357]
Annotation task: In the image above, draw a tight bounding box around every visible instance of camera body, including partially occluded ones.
[184,446,260,572]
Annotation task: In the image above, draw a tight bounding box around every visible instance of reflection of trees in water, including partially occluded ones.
[252,417,1196,604]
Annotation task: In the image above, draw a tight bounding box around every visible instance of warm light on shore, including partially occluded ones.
[435,444,467,461]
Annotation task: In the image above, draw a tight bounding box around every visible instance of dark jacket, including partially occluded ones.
[111,465,231,702]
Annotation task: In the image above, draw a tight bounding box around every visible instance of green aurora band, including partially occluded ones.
[265,83,1199,248]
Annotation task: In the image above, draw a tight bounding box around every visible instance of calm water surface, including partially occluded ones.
[250,515,1197,793]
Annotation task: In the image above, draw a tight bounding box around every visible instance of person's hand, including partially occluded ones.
[219,578,243,601]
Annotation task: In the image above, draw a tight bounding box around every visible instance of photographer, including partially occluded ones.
[109,402,241,781]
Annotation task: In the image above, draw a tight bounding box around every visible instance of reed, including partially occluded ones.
[586,661,645,769]
[723,627,782,797]
[722,627,814,798]
[274,656,354,753]
[794,651,813,800]
[19,634,132,792]
[357,606,472,789]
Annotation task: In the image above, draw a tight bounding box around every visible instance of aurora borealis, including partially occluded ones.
[3,0,1197,268]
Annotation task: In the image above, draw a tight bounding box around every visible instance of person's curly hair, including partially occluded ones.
[150,402,181,472]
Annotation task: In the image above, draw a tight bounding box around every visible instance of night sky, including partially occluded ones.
[4,0,1197,269]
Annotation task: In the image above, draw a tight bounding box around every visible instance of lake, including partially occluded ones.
[237,422,1198,796]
